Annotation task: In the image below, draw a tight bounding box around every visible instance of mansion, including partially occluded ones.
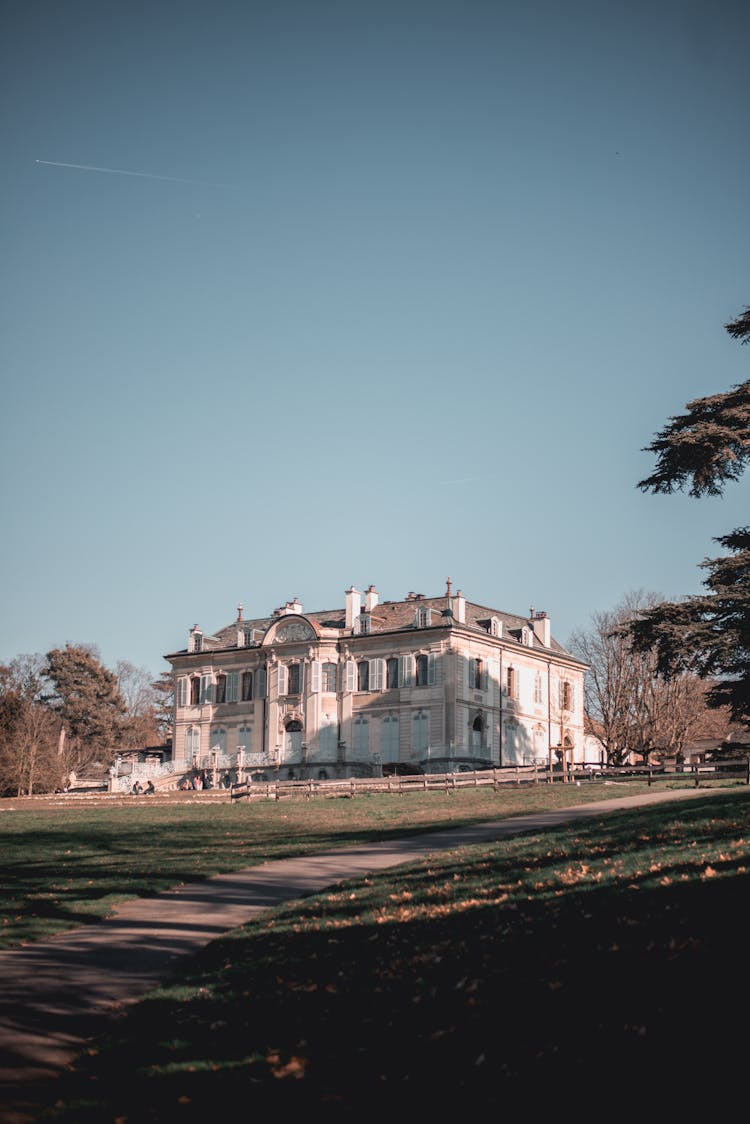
[165,580,590,781]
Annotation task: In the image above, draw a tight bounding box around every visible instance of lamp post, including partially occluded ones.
[236,746,245,786]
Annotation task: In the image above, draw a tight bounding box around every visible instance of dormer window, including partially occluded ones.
[357,614,371,635]
[190,629,203,653]
[521,627,531,646]
[490,617,502,638]
[416,606,432,629]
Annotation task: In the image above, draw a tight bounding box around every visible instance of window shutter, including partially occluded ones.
[226,672,238,702]
[255,668,267,698]
[345,660,356,693]
[177,677,187,707]
[428,653,437,685]
[399,654,413,688]
[310,660,321,693]
[277,665,287,695]
[200,675,212,704]
[482,663,489,691]
[369,658,383,691]
[457,654,466,690]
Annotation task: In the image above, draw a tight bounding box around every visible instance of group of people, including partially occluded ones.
[131,779,155,796]
[178,769,233,791]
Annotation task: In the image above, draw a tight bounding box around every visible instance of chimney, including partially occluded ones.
[531,610,551,647]
[364,585,379,612]
[455,589,466,623]
[286,598,303,614]
[345,586,361,630]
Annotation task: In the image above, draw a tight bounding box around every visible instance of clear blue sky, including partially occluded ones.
[1,0,748,681]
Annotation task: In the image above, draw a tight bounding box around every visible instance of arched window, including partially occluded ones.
[386,658,399,689]
[357,661,370,692]
[211,728,227,755]
[238,725,253,753]
[471,715,483,748]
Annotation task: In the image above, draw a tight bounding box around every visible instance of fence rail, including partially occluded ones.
[229,758,750,802]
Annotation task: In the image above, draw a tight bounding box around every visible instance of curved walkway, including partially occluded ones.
[0,788,714,1123]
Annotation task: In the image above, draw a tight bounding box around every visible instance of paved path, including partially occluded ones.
[0,788,716,1123]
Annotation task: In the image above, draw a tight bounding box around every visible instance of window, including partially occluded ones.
[322,662,337,692]
[357,614,371,635]
[357,660,370,692]
[559,680,573,711]
[412,711,429,754]
[370,658,385,691]
[416,606,432,628]
[215,675,227,704]
[226,672,238,702]
[399,654,414,688]
[319,721,337,755]
[471,658,484,690]
[490,617,502,638]
[354,715,369,754]
[255,668,267,698]
[186,726,200,758]
[471,716,483,748]
[386,658,399,689]
[241,671,254,701]
[381,716,399,762]
[506,667,518,699]
[288,662,302,695]
[191,631,203,653]
[533,671,543,704]
[243,630,255,647]
[238,725,253,753]
[210,728,227,755]
[190,677,200,706]
[416,654,429,687]
[285,719,303,758]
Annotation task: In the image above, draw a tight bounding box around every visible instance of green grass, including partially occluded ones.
[0,778,699,948]
[6,780,749,1119]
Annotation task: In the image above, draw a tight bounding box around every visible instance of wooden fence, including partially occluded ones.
[229,757,750,802]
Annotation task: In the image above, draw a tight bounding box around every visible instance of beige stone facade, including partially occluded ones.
[165,581,589,780]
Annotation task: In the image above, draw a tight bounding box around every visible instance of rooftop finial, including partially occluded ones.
[446,576,452,596]
[237,604,243,621]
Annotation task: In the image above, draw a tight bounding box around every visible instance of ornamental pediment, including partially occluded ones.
[264,615,318,645]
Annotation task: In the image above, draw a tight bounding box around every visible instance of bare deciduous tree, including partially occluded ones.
[570,592,730,766]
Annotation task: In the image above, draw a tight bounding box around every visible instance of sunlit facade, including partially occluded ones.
[165,581,588,780]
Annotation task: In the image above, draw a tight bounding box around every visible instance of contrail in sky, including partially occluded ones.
[35,159,238,189]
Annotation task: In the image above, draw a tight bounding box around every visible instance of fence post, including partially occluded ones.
[746,757,750,786]
[693,764,699,789]
[648,767,652,788]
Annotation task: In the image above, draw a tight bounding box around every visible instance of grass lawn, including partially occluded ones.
[0,776,704,948]
[5,780,749,1119]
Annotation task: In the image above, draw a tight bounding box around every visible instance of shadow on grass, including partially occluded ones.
[39,792,750,1120]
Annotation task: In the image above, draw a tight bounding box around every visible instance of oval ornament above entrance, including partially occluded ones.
[272,619,316,644]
